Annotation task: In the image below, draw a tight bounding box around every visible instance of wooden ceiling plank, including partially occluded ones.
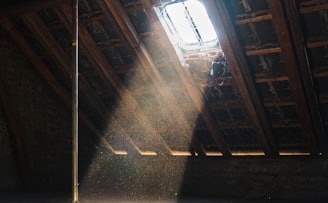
[283,0,327,154]
[0,0,71,18]
[0,70,32,190]
[60,5,174,156]
[97,0,213,156]
[138,0,232,156]
[205,0,279,157]
[268,0,321,155]
[0,17,124,156]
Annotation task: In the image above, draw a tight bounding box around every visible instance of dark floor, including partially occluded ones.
[0,193,327,203]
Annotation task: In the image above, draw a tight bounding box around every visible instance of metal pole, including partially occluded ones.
[72,0,79,203]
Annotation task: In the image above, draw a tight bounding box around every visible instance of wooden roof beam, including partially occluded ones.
[60,5,174,156]
[138,0,232,156]
[0,18,125,156]
[283,0,327,154]
[20,13,136,155]
[102,0,225,156]
[205,0,279,157]
[268,0,324,155]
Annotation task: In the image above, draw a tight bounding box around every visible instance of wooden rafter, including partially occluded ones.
[137,0,232,156]
[2,16,125,156]
[21,12,150,156]
[59,5,174,155]
[102,0,231,156]
[0,72,31,190]
[205,0,278,156]
[282,0,327,154]
[267,0,321,155]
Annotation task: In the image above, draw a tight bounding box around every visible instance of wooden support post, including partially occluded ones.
[71,0,79,202]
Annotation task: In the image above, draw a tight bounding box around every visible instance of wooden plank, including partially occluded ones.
[307,40,328,48]
[268,0,322,155]
[236,14,272,24]
[210,97,295,109]
[0,0,71,18]
[205,0,279,156]
[283,0,327,154]
[60,5,174,155]
[138,0,232,156]
[0,18,124,156]
[246,47,281,56]
[300,3,328,13]
[0,73,32,190]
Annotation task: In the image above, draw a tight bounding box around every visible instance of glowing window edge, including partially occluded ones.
[154,0,219,53]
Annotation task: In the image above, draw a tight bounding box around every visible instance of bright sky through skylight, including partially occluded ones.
[165,0,217,45]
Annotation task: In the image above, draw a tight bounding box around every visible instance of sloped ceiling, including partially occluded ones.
[1,0,328,176]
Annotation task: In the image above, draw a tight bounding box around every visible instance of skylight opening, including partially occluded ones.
[159,0,219,52]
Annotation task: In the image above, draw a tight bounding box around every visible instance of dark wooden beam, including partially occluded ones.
[268,0,321,155]
[91,1,213,156]
[102,0,224,156]
[205,0,278,156]
[0,0,71,18]
[0,18,124,156]
[283,0,327,154]
[137,0,232,156]
[0,73,31,190]
[21,12,146,155]
[60,5,174,155]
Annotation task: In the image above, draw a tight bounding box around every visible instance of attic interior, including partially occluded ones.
[1,0,328,202]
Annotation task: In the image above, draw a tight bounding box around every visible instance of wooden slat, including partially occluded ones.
[0,0,71,18]
[211,97,295,109]
[205,0,279,156]
[60,5,174,155]
[283,0,327,154]
[101,0,215,156]
[245,47,281,56]
[300,3,328,13]
[0,72,31,190]
[307,40,328,48]
[1,18,124,156]
[268,0,321,155]
[138,0,232,156]
[236,14,272,24]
